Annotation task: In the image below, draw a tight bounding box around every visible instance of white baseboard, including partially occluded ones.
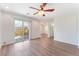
[55,39,77,46]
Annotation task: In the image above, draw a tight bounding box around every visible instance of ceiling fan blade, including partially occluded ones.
[40,3,47,10]
[33,12,39,15]
[42,3,47,7]
[29,7,40,11]
[44,9,55,12]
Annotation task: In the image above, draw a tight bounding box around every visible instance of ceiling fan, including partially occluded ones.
[29,3,55,16]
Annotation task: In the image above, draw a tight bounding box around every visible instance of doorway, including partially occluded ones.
[43,22,54,39]
[48,22,54,39]
[14,19,30,43]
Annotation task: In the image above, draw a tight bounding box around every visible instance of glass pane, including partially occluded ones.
[15,20,23,39]
[23,21,29,39]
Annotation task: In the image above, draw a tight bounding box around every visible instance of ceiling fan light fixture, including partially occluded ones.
[38,10,44,16]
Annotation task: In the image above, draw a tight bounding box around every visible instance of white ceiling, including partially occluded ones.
[0,3,78,20]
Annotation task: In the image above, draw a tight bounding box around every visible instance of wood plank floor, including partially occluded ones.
[0,37,79,56]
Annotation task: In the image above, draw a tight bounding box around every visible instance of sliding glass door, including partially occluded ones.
[15,19,30,43]
[23,21,29,39]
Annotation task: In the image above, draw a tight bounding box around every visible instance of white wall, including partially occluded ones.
[0,11,2,47]
[78,12,79,47]
[1,11,15,45]
[53,4,78,46]
[31,20,50,39]
[31,20,40,39]
[54,14,78,46]
[77,5,79,48]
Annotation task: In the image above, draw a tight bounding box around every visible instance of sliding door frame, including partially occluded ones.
[14,17,31,43]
